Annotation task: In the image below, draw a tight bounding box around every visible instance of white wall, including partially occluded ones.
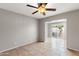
[39,10,79,51]
[0,8,39,52]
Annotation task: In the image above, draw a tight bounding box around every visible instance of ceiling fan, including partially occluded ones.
[26,3,56,15]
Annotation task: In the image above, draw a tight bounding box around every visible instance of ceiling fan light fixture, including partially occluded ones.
[26,3,56,15]
[38,7,46,13]
[38,4,46,13]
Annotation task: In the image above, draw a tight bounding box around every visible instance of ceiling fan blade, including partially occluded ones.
[27,4,37,8]
[32,11,38,14]
[38,3,47,7]
[46,8,56,11]
[38,3,42,7]
[43,12,46,15]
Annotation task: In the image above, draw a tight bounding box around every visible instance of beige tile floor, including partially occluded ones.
[0,38,79,56]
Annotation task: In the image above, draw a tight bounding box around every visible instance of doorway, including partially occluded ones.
[45,19,67,55]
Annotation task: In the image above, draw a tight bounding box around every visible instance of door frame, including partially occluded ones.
[45,19,67,42]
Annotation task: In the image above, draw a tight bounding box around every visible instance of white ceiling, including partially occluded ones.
[0,3,79,19]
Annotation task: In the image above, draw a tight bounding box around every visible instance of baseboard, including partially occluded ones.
[0,40,37,53]
[67,48,79,53]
